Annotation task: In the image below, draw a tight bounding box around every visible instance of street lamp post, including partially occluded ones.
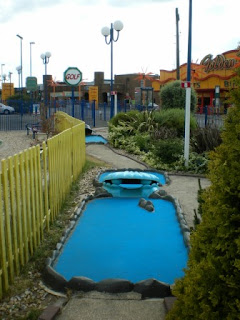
[101,20,123,117]
[40,52,51,75]
[2,74,7,83]
[1,64,5,92]
[16,34,23,93]
[40,52,51,108]
[1,63,5,79]
[9,72,13,96]
[30,42,35,76]
[16,66,22,92]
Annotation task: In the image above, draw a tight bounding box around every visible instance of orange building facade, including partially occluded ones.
[152,49,240,113]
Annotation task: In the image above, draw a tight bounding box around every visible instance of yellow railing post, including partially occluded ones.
[1,160,14,283]
[0,111,86,298]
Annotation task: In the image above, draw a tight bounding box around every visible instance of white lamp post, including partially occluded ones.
[30,41,35,76]
[16,34,23,93]
[16,66,22,90]
[40,52,51,75]
[101,20,123,117]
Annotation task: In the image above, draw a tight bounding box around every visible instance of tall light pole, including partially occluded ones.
[40,52,51,75]
[40,52,51,108]
[16,34,23,93]
[9,72,13,96]
[30,41,35,76]
[1,63,5,89]
[101,20,123,117]
[184,0,192,166]
[176,8,180,80]
[16,66,21,92]
[1,63,5,78]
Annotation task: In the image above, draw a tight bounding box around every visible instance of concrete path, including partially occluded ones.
[55,292,166,320]
[86,144,147,170]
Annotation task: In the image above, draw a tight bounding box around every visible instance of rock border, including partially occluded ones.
[43,169,189,298]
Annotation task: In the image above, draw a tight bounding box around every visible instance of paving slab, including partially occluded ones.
[55,292,166,320]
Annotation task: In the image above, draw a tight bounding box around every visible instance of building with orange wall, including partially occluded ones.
[152,49,240,113]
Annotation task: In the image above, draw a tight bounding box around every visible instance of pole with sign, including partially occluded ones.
[111,91,118,116]
[64,67,82,117]
[184,0,192,167]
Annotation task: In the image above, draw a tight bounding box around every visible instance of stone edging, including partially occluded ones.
[43,170,190,298]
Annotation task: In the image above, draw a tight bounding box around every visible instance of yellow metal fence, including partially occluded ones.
[0,117,86,298]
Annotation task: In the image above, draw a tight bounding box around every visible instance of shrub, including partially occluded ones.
[191,126,222,154]
[174,152,209,174]
[159,80,197,112]
[154,108,197,137]
[152,138,183,164]
[108,110,142,132]
[152,126,178,140]
[166,71,240,320]
[133,133,152,153]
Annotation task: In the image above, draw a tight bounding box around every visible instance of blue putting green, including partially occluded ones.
[54,197,188,284]
[85,135,108,144]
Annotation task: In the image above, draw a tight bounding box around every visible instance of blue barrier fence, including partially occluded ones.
[0,99,224,131]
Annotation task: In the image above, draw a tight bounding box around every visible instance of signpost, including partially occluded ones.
[64,67,82,86]
[64,67,82,117]
[111,91,118,116]
[181,81,191,88]
[26,77,38,91]
[2,83,14,100]
[89,86,99,108]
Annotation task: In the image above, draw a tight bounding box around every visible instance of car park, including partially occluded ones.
[0,103,15,114]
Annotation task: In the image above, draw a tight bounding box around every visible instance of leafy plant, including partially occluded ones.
[133,133,152,152]
[160,80,197,112]
[152,138,184,164]
[108,110,142,132]
[166,69,240,320]
[191,125,222,154]
[154,108,197,137]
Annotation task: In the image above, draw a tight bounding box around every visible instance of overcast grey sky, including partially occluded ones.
[0,0,238,88]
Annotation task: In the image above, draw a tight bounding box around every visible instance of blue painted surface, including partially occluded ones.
[98,170,166,185]
[85,135,107,144]
[98,170,166,197]
[54,198,188,284]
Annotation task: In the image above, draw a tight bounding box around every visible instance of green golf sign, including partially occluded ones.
[64,67,82,86]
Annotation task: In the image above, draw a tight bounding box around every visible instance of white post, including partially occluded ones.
[114,93,117,116]
[184,86,191,166]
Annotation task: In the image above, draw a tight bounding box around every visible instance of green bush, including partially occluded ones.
[160,80,197,112]
[133,133,152,152]
[166,71,240,320]
[191,126,222,154]
[174,152,209,174]
[152,138,183,164]
[154,108,197,137]
[108,110,142,132]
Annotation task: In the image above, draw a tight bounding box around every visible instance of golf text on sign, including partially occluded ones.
[64,67,82,86]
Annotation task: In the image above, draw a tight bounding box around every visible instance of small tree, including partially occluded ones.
[160,80,197,112]
[166,70,240,319]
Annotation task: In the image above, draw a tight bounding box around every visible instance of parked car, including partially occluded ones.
[148,102,160,111]
[0,103,15,114]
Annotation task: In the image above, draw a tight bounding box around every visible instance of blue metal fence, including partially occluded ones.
[0,99,225,131]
